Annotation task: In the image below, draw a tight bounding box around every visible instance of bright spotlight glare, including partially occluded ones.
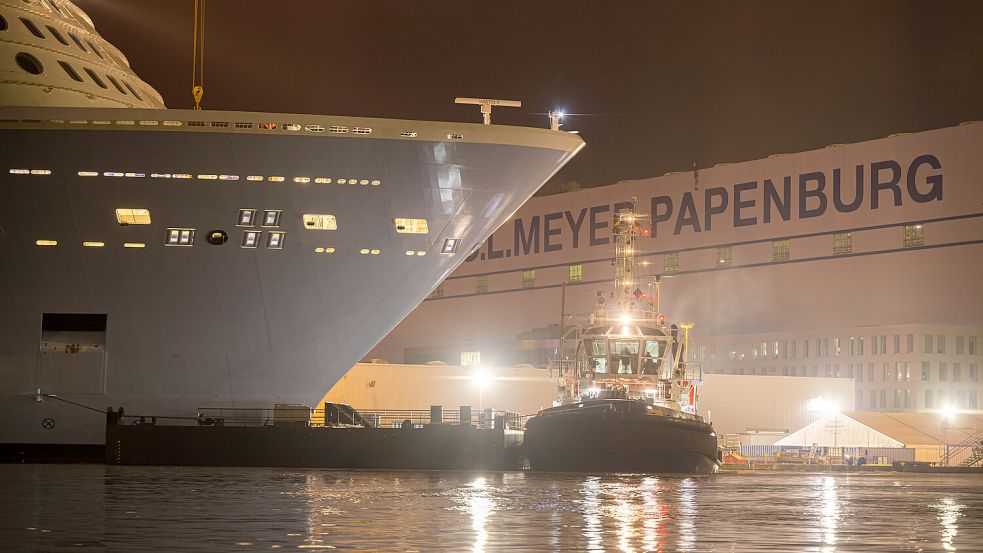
[618,313,632,325]
[941,404,957,420]
[806,396,840,414]
[472,369,491,389]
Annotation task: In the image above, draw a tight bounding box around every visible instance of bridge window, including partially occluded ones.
[241,231,260,248]
[115,208,151,225]
[569,264,582,282]
[266,231,285,249]
[394,218,428,234]
[67,32,87,52]
[20,18,45,39]
[664,252,679,273]
[45,25,68,46]
[522,270,535,289]
[84,67,107,88]
[303,214,337,230]
[58,61,82,82]
[106,74,127,95]
[262,210,282,227]
[716,246,732,267]
[475,276,488,295]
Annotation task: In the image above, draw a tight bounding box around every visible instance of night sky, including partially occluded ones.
[75,0,983,194]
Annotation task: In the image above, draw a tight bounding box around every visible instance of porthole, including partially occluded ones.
[206,230,229,245]
[15,52,43,75]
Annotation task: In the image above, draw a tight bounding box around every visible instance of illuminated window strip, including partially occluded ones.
[314,247,336,254]
[269,176,285,182]
[151,173,172,178]
[36,239,58,246]
[123,242,146,248]
[78,171,98,177]
[315,177,332,184]
[294,176,310,183]
[246,175,264,181]
[83,241,105,247]
[197,174,218,180]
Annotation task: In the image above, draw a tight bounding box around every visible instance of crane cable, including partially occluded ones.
[191,0,205,110]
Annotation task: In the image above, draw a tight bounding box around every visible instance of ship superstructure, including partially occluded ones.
[0,0,583,450]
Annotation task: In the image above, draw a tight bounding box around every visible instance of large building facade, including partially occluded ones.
[367,122,983,413]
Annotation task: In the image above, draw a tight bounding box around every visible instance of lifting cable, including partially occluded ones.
[191,0,205,110]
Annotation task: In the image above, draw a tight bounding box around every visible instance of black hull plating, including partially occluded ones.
[523,400,720,474]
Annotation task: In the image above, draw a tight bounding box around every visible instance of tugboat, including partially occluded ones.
[523,201,721,473]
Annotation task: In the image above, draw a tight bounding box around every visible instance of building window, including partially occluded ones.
[429,284,444,299]
[937,334,946,354]
[771,239,790,261]
[880,390,887,409]
[165,228,195,246]
[237,209,256,227]
[956,335,965,355]
[569,264,582,282]
[115,208,151,225]
[925,334,933,353]
[953,363,961,382]
[832,233,852,254]
[893,335,900,354]
[872,336,879,355]
[303,214,338,230]
[241,230,260,248]
[394,218,429,234]
[939,362,948,381]
[461,351,480,367]
[716,246,732,267]
[262,210,282,227]
[970,336,978,355]
[869,390,877,410]
[907,334,913,353]
[266,231,285,249]
[522,270,535,289]
[925,389,934,409]
[664,252,679,273]
[922,362,930,381]
[867,363,874,382]
[970,391,978,410]
[971,363,978,382]
[476,276,488,295]
[903,224,924,248]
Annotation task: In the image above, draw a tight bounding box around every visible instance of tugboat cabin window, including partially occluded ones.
[610,340,640,374]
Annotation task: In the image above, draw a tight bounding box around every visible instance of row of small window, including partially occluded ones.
[923,389,979,410]
[10,11,136,74]
[925,334,977,355]
[854,361,981,383]
[35,239,145,248]
[77,170,382,186]
[165,228,286,249]
[11,49,147,101]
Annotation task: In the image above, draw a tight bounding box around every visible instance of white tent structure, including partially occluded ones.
[775,412,903,449]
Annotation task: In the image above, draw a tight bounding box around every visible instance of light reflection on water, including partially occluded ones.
[0,465,981,551]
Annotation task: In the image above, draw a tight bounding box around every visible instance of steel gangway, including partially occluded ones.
[938,429,983,467]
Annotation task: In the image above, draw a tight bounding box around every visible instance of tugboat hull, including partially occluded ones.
[523,401,721,474]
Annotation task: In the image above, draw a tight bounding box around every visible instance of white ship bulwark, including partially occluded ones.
[0,1,584,447]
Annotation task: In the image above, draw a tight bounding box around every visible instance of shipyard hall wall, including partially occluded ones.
[367,122,983,415]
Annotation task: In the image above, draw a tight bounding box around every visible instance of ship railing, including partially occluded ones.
[350,408,527,431]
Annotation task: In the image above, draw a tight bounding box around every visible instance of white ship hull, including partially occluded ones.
[0,107,583,445]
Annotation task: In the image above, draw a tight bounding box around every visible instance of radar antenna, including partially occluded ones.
[191,0,206,110]
[454,98,521,125]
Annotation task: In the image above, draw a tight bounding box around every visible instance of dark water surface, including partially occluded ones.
[1,465,981,552]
